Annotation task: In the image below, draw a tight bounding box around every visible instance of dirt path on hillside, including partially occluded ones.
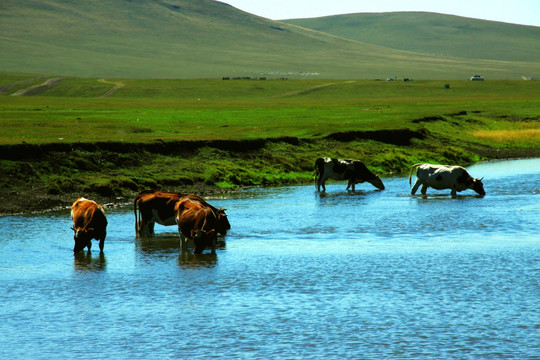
[0,77,46,95]
[98,79,125,97]
[10,77,62,96]
[273,80,356,97]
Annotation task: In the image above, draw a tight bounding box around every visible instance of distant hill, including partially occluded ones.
[284,12,540,62]
[0,1,538,79]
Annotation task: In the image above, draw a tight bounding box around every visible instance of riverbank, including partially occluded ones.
[1,130,538,216]
[2,78,539,215]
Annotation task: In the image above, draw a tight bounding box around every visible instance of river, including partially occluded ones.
[1,159,539,359]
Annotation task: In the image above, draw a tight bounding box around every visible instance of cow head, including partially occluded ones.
[191,229,216,254]
[72,227,93,253]
[472,177,486,195]
[216,208,231,235]
[368,175,385,190]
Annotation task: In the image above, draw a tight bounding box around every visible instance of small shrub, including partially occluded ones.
[47,183,61,195]
[112,177,139,191]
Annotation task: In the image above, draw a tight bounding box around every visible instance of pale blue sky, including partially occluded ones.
[222,0,540,26]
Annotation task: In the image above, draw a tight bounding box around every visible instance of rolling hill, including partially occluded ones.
[0,0,539,79]
[284,12,540,63]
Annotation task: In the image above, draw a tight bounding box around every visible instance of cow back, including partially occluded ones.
[72,198,107,230]
[136,192,182,221]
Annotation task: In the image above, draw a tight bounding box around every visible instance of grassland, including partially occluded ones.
[1,1,539,79]
[1,75,539,214]
[2,77,539,142]
[284,12,540,63]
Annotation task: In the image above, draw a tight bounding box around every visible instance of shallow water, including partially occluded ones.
[1,159,539,359]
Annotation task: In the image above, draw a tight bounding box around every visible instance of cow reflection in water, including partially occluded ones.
[136,235,180,254]
[178,252,218,269]
[135,234,227,255]
[73,251,106,272]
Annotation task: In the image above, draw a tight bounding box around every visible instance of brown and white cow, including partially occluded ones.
[71,198,108,253]
[175,197,218,254]
[314,157,385,192]
[409,163,485,197]
[133,189,230,237]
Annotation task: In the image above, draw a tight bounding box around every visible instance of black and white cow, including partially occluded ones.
[409,163,485,197]
[314,157,385,192]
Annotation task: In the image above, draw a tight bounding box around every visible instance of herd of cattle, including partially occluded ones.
[70,157,486,254]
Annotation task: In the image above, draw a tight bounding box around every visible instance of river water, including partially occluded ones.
[1,159,539,359]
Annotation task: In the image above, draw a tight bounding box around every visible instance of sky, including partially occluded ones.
[221,0,540,27]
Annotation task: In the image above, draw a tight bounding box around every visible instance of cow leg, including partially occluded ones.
[180,234,188,253]
[451,187,457,198]
[421,184,428,195]
[139,220,154,237]
[317,173,332,192]
[86,240,92,252]
[316,178,325,192]
[138,221,146,236]
[411,180,422,195]
[99,239,105,253]
[211,235,217,254]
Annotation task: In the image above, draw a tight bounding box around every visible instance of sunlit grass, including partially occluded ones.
[471,126,540,144]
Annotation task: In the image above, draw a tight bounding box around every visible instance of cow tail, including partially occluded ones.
[409,164,421,187]
[134,196,140,234]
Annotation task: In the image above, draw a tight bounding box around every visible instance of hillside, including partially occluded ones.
[0,1,539,79]
[284,12,540,63]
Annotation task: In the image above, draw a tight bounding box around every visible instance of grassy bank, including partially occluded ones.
[1,77,539,214]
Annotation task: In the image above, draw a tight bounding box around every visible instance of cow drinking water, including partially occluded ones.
[409,163,485,197]
[175,197,218,254]
[133,189,230,237]
[71,198,108,253]
[314,157,385,192]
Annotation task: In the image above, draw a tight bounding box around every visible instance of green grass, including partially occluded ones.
[0,75,538,213]
[1,2,539,79]
[1,77,539,144]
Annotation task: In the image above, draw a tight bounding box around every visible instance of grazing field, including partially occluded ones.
[0,75,539,214]
[2,78,539,143]
[284,12,540,63]
[3,2,539,79]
